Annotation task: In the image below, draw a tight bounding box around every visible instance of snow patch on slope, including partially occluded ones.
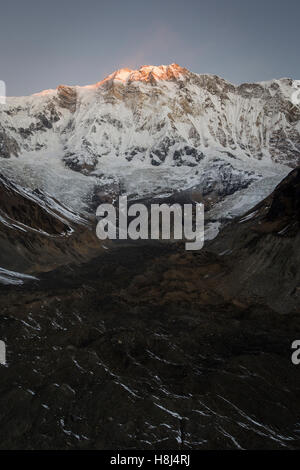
[0,267,37,285]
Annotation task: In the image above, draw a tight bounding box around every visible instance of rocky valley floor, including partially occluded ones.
[0,168,299,450]
[0,240,299,450]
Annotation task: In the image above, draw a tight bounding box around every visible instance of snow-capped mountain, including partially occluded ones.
[0,63,299,217]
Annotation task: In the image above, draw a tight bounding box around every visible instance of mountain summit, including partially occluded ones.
[0,64,299,219]
[98,63,189,85]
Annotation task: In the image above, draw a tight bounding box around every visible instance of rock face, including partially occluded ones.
[0,63,299,169]
[56,85,77,112]
[0,128,19,158]
[209,168,300,313]
[0,174,101,274]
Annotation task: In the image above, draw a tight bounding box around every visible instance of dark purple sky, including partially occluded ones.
[1,0,299,96]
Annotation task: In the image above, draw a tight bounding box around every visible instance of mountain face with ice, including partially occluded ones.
[0,63,299,215]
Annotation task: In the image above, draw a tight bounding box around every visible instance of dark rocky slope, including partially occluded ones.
[0,169,299,449]
[0,241,299,449]
[0,174,101,274]
[210,167,300,313]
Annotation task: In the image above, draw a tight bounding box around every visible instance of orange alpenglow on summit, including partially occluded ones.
[97,64,189,86]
